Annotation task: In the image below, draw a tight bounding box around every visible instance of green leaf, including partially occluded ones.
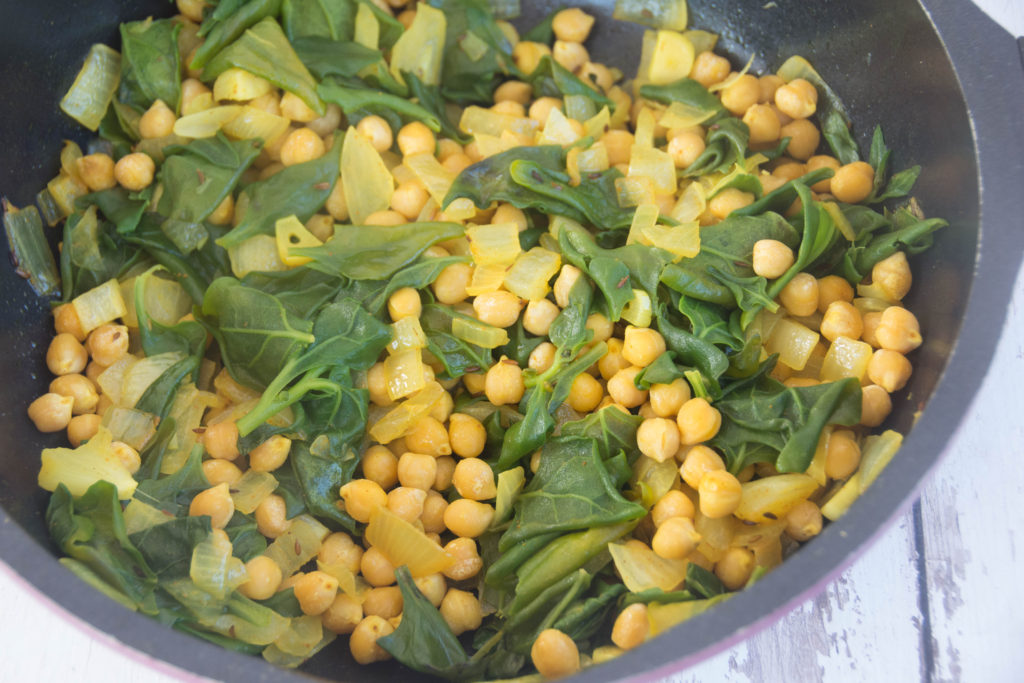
[191,0,282,70]
[129,516,211,580]
[292,37,381,80]
[134,447,210,516]
[527,55,612,107]
[640,78,723,118]
[282,0,356,41]
[119,18,182,112]
[79,187,149,235]
[318,79,441,132]
[684,118,749,177]
[560,406,643,461]
[135,355,201,419]
[429,0,515,104]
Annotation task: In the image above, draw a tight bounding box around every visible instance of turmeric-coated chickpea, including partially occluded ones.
[396,7,416,27]
[237,555,283,601]
[691,51,731,88]
[586,313,614,344]
[208,194,235,226]
[28,393,74,433]
[201,420,240,461]
[319,532,363,573]
[189,483,235,529]
[254,494,291,538]
[49,374,98,415]
[463,371,487,395]
[339,478,387,523]
[453,458,497,501]
[652,515,701,559]
[365,209,406,227]
[87,323,129,366]
[772,160,807,181]
[53,303,86,342]
[485,358,525,406]
[667,131,706,169]
[579,61,615,91]
[432,263,472,304]
[825,429,861,480]
[323,592,363,634]
[473,290,523,329]
[362,445,399,489]
[817,275,855,313]
[512,41,551,75]
[386,486,427,523]
[871,251,912,302]
[552,7,595,42]
[875,306,922,353]
[249,434,291,472]
[531,628,580,679]
[67,413,101,447]
[523,299,560,337]
[860,384,892,427]
[567,373,604,413]
[779,119,820,161]
[553,265,583,309]
[607,366,648,409]
[448,413,487,459]
[443,537,483,581]
[398,121,436,157]
[349,616,394,665]
[115,153,156,191]
[715,547,756,590]
[528,96,563,124]
[391,181,429,220]
[758,74,785,103]
[387,287,422,321]
[785,499,823,541]
[602,129,634,166]
[356,115,393,153]
[698,469,742,518]
[622,326,666,368]
[413,573,447,607]
[406,416,452,456]
[494,80,534,105]
[677,398,722,445]
[201,458,243,486]
[611,603,649,650]
[806,155,840,192]
[649,378,691,418]
[679,444,725,489]
[293,570,339,616]
[652,490,696,526]
[721,74,760,116]
[774,78,818,119]
[743,103,781,145]
[552,40,589,73]
[139,99,177,139]
[637,418,681,463]
[440,588,483,636]
[279,127,325,167]
[75,153,117,192]
[280,91,317,122]
[598,338,630,381]
[492,97,526,116]
[363,586,403,619]
[528,341,557,374]
[779,272,819,317]
[325,179,349,222]
[820,300,864,342]
[868,349,913,393]
[862,311,883,348]
[831,161,875,204]
[421,490,449,534]
[47,333,88,376]
[443,499,494,538]
[367,362,394,407]
[307,102,342,138]
[397,452,438,491]
[361,546,397,587]
[752,239,795,279]
[708,187,755,220]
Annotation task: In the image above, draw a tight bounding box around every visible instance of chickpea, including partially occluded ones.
[280,91,317,122]
[366,209,407,227]
[531,628,580,679]
[254,494,291,538]
[279,127,326,167]
[248,434,291,472]
[307,102,342,137]
[386,486,427,523]
[751,239,795,279]
[114,152,156,190]
[721,74,760,116]
[413,573,447,607]
[189,483,235,529]
[805,155,840,192]
[279,572,306,593]
[512,41,552,75]
[403,416,450,457]
[452,458,497,501]
[652,490,696,527]
[361,445,399,489]
[667,131,706,169]
[698,469,743,518]
[463,371,487,395]
[86,323,129,367]
[552,8,595,42]
[861,384,892,427]
[432,263,472,304]
[607,366,648,408]
[553,265,583,309]
[774,78,818,119]
[323,593,363,634]
[831,161,875,204]
[645,378,689,419]
[439,588,483,637]
[201,420,240,461]
[445,413,486,459]
[349,615,395,665]
[691,51,731,88]
[817,275,855,313]
[318,532,363,574]
[48,374,98,415]
[867,349,913,393]
[325,179,349,222]
[290,570,339,616]
[396,7,416,27]
[494,80,533,105]
[396,452,438,491]
[366,363,394,408]
[715,547,756,590]
[75,153,116,192]
[527,96,562,125]
[473,290,523,329]
[24,393,68,434]
[709,187,755,221]
[443,498,494,538]
[110,441,141,475]
[528,342,557,374]
[579,61,615,91]
[758,74,785,103]
[611,603,648,650]
[679,444,725,489]
[397,121,436,157]
[650,515,700,560]
[875,306,923,353]
[339,479,387,523]
[602,129,634,166]
[66,413,101,447]
[361,546,397,587]
[485,358,525,406]
[677,398,722,445]
[202,458,243,486]
[356,115,393,153]
[363,586,403,619]
[598,338,630,381]
[862,311,883,348]
[139,99,177,139]
[820,300,864,342]
[421,490,449,534]
[387,287,422,321]
[522,299,559,337]
[743,103,781,145]
[622,326,666,368]
[784,500,823,541]
[86,361,107,386]
[47,333,88,376]
[238,555,283,600]
[207,193,235,226]
[391,181,430,220]
[779,119,820,161]
[637,418,682,464]
[437,537,480,581]
[553,40,589,73]
[779,272,819,317]
[442,153,474,175]
[567,373,604,413]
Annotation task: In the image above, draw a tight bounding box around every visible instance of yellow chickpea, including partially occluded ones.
[758,74,785,103]
[365,209,406,227]
[363,586,403,620]
[553,265,583,309]
[652,515,701,559]
[552,8,595,42]
[598,338,631,381]
[189,483,235,529]
[248,434,291,472]
[779,272,819,317]
[715,547,756,590]
[820,300,864,342]
[607,366,648,408]
[485,358,525,406]
[679,444,725,489]
[356,115,393,153]
[743,103,782,145]
[49,374,98,415]
[349,615,395,665]
[825,429,861,480]
[396,452,438,491]
[862,311,883,348]
[448,413,487,459]
[637,418,682,463]
[280,91,317,122]
[413,573,448,607]
[463,371,487,395]
[387,286,422,321]
[398,121,436,157]
[667,131,706,169]
[691,51,731,88]
[27,393,74,433]
[360,546,397,587]
[602,129,634,166]
[553,40,589,73]
[421,490,449,534]
[579,61,615,91]
[622,326,666,368]
[752,239,795,279]
[391,181,430,220]
[432,263,472,304]
[67,413,101,447]
[115,153,156,190]
[307,103,342,137]
[325,179,349,222]
[138,99,177,139]
[323,593,364,634]
[339,479,387,523]
[442,537,483,581]
[871,251,912,302]
[473,290,523,329]
[698,469,742,518]
[529,96,564,123]
[47,333,88,376]
[721,74,760,115]
[647,378,690,419]
[319,532,364,573]
[279,127,326,167]
[567,373,604,413]
[709,187,755,220]
[774,78,818,119]
[677,398,722,445]
[254,494,291,538]
[86,323,129,367]
[831,161,875,204]
[201,420,239,461]
[405,416,452,457]
[440,588,483,636]
[494,80,534,105]
[806,155,840,192]
[652,489,696,526]
[443,499,494,538]
[785,500,823,541]
[531,629,580,679]
[861,384,892,427]
[237,555,283,601]
[367,362,394,407]
[362,445,399,488]
[523,299,560,337]
[452,458,497,501]
[875,306,923,353]
[817,275,855,313]
[867,349,913,393]
[75,153,117,192]
[779,119,820,161]
[202,459,243,486]
[293,570,339,616]
[111,441,140,472]
[383,487,425,523]
[53,303,86,342]
[611,603,649,650]
[512,41,551,75]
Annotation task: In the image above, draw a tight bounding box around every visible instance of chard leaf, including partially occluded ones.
[292,37,381,80]
[119,18,182,113]
[560,406,643,461]
[191,0,282,70]
[318,79,441,132]
[640,77,723,117]
[129,516,211,580]
[282,0,356,41]
[429,0,514,104]
[527,55,612,107]
[683,118,749,177]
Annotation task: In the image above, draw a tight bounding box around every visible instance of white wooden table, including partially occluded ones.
[2,3,1022,681]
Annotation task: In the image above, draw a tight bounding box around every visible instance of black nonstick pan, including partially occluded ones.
[2,1,1023,680]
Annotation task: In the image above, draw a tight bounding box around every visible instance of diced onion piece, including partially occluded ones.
[120,352,187,408]
[459,30,490,62]
[96,356,138,405]
[102,406,158,451]
[821,430,902,521]
[853,296,891,314]
[616,176,656,208]
[629,146,677,195]
[390,2,446,85]
[318,560,371,602]
[228,234,288,278]
[577,143,610,175]
[684,29,718,54]
[626,202,659,246]
[734,473,819,524]
[766,318,820,372]
[275,215,323,267]
[71,279,127,334]
[354,2,380,49]
[459,106,539,138]
[46,173,87,219]
[621,289,653,328]
[162,385,222,475]
[384,349,427,400]
[60,141,85,181]
[631,455,679,507]
[38,426,137,499]
[230,470,279,514]
[645,30,695,85]
[342,128,394,225]
[123,499,173,535]
[466,264,508,296]
[641,221,700,261]
[121,274,192,328]
[60,44,121,131]
[173,105,242,138]
[648,596,727,637]
[694,511,736,561]
[467,222,521,267]
[474,133,516,158]
[222,105,290,145]
[804,426,833,487]
[584,107,611,139]
[365,506,454,577]
[444,197,477,222]
[264,515,330,578]
[183,91,214,116]
[747,309,783,344]
[607,540,688,593]
[659,100,718,130]
[191,530,248,600]
[452,317,509,349]
[213,68,273,102]
[538,107,580,146]
[819,336,873,382]
[564,94,597,123]
[273,615,326,658]
[368,381,446,444]
[670,181,706,224]
[492,467,525,528]
[633,107,657,149]
[389,316,429,354]
[504,247,561,301]
[614,0,689,31]
[404,152,457,206]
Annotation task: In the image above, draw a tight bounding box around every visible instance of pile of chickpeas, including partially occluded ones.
[28,0,933,678]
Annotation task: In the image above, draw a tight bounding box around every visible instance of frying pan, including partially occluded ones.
[2,0,1023,680]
